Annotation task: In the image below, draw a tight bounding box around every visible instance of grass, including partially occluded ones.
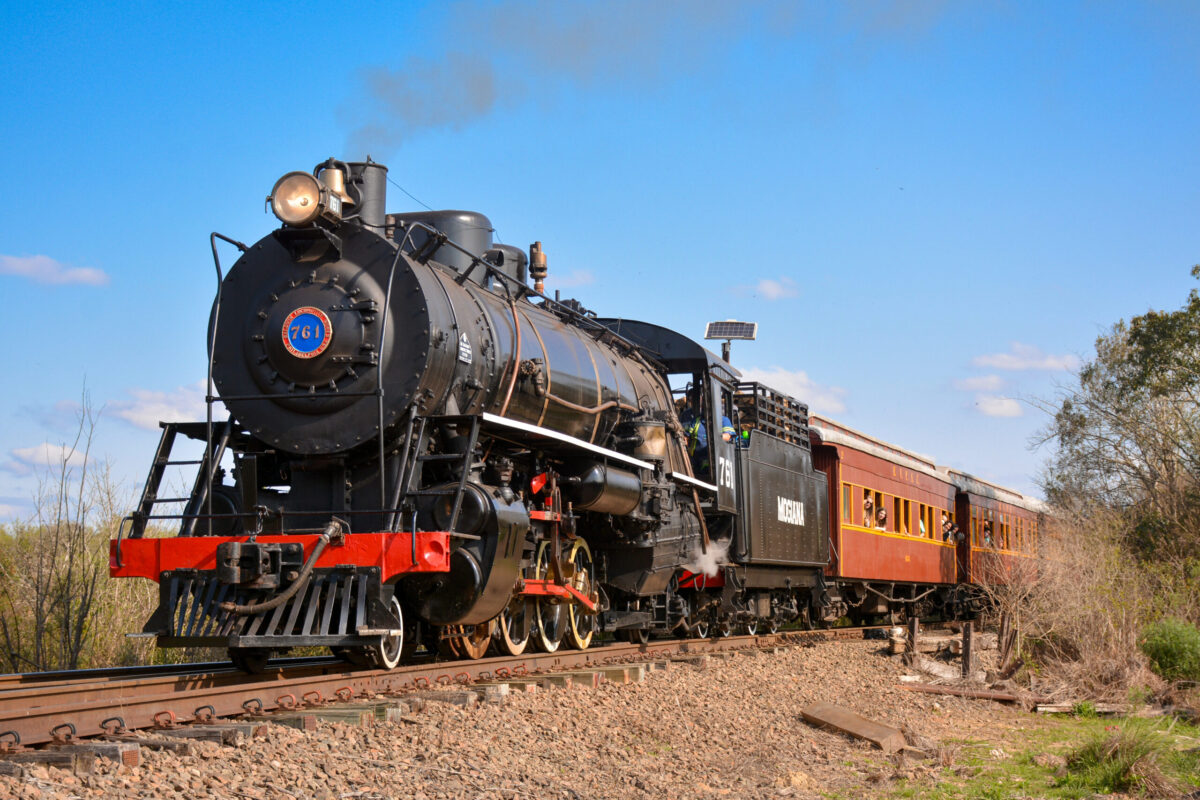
[1060,719,1197,797]
[880,715,1200,799]
[1070,700,1098,718]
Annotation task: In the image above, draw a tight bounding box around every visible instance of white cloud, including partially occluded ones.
[0,254,109,286]
[954,375,1005,392]
[551,269,595,289]
[738,366,847,414]
[972,342,1078,372]
[112,382,217,430]
[0,503,23,519]
[974,394,1022,418]
[2,442,88,475]
[754,277,798,301]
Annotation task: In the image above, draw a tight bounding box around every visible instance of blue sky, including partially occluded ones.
[2,0,1198,518]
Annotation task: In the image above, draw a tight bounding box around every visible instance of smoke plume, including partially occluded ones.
[347,0,954,155]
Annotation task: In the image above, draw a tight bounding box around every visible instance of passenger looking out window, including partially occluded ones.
[941,512,964,543]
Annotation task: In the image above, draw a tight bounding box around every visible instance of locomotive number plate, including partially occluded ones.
[282,307,333,358]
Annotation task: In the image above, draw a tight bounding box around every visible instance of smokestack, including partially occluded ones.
[349,160,388,231]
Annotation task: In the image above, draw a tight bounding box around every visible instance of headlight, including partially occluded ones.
[270,172,323,226]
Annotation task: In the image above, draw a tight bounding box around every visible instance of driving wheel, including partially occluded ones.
[533,541,566,652]
[496,595,530,656]
[565,538,596,650]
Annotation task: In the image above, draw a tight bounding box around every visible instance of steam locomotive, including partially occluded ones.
[110,158,1041,671]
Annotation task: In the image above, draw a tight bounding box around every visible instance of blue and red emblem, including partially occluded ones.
[282,307,333,359]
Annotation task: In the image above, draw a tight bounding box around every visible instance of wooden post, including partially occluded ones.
[961,620,975,679]
[998,612,1011,665]
[907,616,920,656]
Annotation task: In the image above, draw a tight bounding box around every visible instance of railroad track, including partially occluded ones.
[0,624,914,750]
[0,656,342,690]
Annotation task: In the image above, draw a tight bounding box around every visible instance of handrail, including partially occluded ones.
[375,242,410,519]
[206,233,248,536]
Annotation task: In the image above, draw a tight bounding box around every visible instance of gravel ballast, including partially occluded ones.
[0,639,1034,799]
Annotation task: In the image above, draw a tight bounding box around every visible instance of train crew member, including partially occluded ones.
[680,399,733,474]
[680,402,707,462]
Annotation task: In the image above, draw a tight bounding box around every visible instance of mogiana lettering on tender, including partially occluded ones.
[777,497,805,526]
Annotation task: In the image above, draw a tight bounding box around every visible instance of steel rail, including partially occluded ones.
[0,656,342,691]
[0,624,936,748]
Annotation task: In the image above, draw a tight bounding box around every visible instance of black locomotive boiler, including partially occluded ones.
[112,157,832,670]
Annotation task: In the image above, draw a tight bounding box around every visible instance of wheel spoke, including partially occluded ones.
[438,625,464,658]
[565,539,595,650]
[458,620,493,660]
[533,541,565,653]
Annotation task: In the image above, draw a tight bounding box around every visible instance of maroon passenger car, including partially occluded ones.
[808,415,1042,620]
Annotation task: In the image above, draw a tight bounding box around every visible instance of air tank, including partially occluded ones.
[563,462,642,516]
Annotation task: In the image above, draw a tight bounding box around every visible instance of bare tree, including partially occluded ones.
[0,391,116,671]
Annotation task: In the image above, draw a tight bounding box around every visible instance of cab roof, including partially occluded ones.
[596,318,739,382]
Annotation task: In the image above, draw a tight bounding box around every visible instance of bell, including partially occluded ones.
[318,166,355,208]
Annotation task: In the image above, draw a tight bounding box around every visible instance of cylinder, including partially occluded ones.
[564,462,642,516]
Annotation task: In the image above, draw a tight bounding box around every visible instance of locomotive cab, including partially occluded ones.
[596,318,830,632]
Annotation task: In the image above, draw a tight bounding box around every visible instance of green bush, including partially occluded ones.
[1140,618,1200,682]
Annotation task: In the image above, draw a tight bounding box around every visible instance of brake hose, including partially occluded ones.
[219,519,340,615]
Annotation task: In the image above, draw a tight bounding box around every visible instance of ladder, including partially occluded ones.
[130,419,234,538]
[392,414,482,537]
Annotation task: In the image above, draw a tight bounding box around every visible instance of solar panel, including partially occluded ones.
[704,320,757,340]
